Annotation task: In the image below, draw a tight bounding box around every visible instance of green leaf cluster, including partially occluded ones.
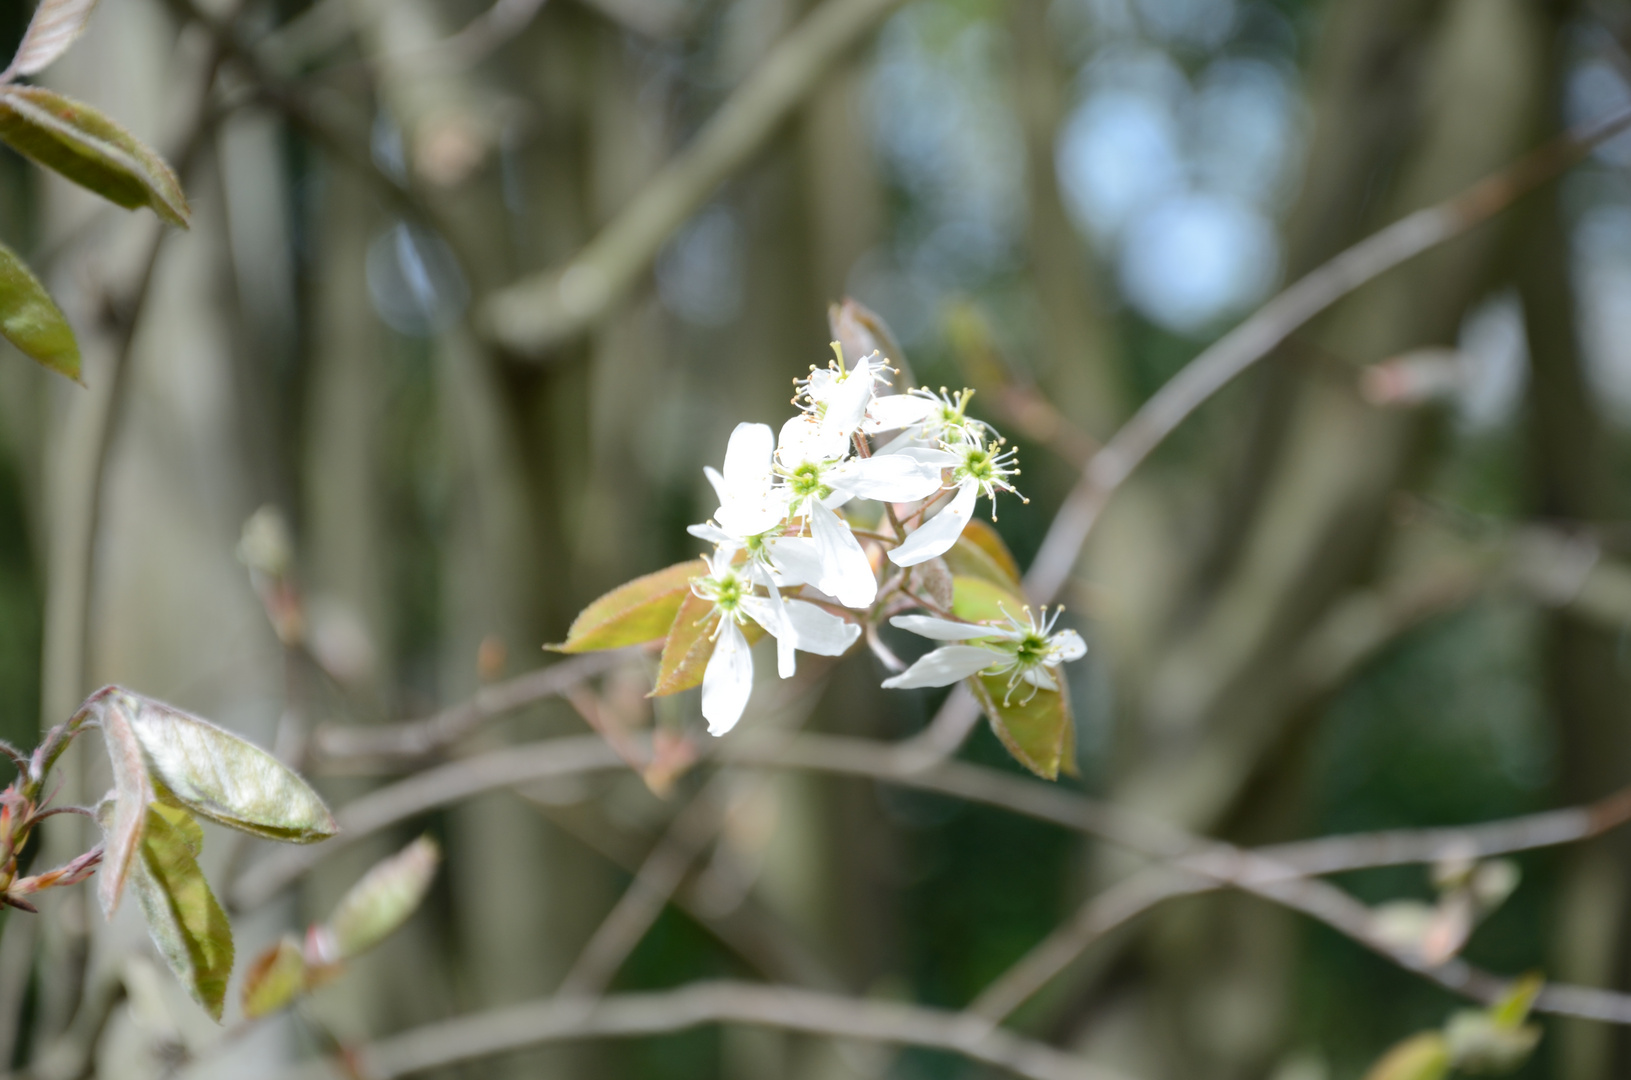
[92,687,336,1020]
[0,0,192,381]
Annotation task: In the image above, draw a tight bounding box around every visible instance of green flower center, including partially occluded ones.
[1013,632,1049,669]
[789,462,831,501]
[960,447,996,484]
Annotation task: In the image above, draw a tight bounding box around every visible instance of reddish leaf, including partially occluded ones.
[550,560,706,653]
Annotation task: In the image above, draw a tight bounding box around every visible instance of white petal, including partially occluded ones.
[823,367,875,438]
[723,422,775,489]
[782,600,861,656]
[765,536,822,587]
[687,522,735,546]
[701,620,754,735]
[778,414,848,467]
[716,493,787,538]
[862,394,937,434]
[704,466,730,506]
[880,645,1002,689]
[740,592,798,679]
[831,455,945,503]
[889,614,1001,641]
[889,482,978,567]
[810,500,877,608]
[878,444,960,468]
[1022,666,1058,691]
[1049,629,1087,663]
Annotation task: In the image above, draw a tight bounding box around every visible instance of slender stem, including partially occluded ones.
[1021,104,1631,607]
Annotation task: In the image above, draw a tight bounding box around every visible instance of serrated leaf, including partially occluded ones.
[0,239,77,380]
[96,694,153,916]
[3,0,100,80]
[311,835,439,965]
[951,575,1026,625]
[130,803,233,1020]
[0,86,188,227]
[241,935,307,1019]
[651,592,718,697]
[649,593,764,697]
[550,560,705,653]
[942,527,1020,590]
[967,672,1074,781]
[113,689,337,843]
[1361,1032,1450,1080]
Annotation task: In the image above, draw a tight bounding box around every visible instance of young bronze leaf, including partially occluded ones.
[967,673,1074,781]
[130,804,233,1020]
[96,695,153,916]
[3,0,101,81]
[0,239,77,380]
[241,935,308,1019]
[117,689,338,843]
[0,86,188,227]
[311,835,439,964]
[550,559,705,653]
[650,592,717,696]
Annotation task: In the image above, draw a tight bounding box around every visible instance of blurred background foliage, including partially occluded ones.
[0,0,1628,1076]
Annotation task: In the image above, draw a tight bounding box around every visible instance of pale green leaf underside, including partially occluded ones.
[0,238,77,380]
[131,804,233,1020]
[0,85,188,227]
[119,690,338,843]
[324,835,440,960]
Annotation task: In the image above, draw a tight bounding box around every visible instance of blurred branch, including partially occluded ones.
[164,0,471,259]
[529,798,847,990]
[311,647,642,763]
[347,980,1133,1080]
[479,0,912,356]
[1022,104,1631,607]
[968,867,1205,1023]
[552,774,736,1001]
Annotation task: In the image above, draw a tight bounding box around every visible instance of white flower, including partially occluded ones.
[796,345,892,446]
[691,551,861,735]
[880,606,1085,703]
[701,422,788,539]
[774,415,944,610]
[888,436,1022,567]
[864,387,992,447]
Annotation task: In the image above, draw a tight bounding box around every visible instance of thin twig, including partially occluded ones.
[348,980,1134,1080]
[1021,104,1631,607]
[480,0,915,354]
[312,647,641,762]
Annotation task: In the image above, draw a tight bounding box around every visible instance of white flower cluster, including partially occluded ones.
[686,344,1083,734]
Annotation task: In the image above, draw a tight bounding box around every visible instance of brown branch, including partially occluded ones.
[479,0,914,355]
[311,647,641,762]
[349,981,1135,1080]
[1021,104,1631,607]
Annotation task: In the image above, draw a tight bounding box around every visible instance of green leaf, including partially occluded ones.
[941,523,1021,590]
[111,688,338,843]
[967,672,1074,781]
[95,693,154,916]
[951,575,1026,625]
[1489,972,1544,1029]
[315,835,439,963]
[130,803,233,1020]
[0,239,77,380]
[1361,1033,1451,1080]
[3,0,100,80]
[0,86,188,227]
[549,559,706,653]
[241,935,307,1019]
